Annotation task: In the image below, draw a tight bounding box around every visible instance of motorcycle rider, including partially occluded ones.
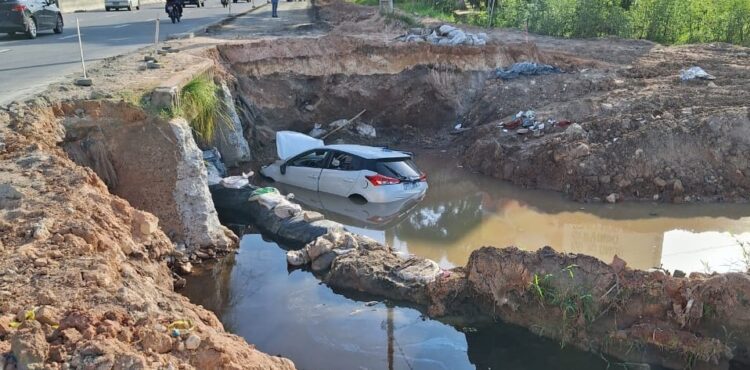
[165,0,183,20]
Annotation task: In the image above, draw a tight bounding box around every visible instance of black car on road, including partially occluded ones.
[0,0,62,39]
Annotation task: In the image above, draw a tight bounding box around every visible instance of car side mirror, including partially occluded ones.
[280,163,287,175]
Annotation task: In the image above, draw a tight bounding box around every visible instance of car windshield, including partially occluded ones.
[375,158,421,179]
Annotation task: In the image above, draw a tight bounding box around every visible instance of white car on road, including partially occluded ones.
[105,0,139,11]
[261,131,428,203]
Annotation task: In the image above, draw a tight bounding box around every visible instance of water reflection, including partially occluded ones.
[183,235,614,370]
[272,151,750,273]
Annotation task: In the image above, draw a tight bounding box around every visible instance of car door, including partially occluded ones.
[280,149,328,191]
[317,151,363,197]
[32,0,49,28]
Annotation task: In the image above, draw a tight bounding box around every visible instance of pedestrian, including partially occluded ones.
[271,0,278,17]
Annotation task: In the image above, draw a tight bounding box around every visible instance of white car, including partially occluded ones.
[105,0,139,11]
[261,131,428,203]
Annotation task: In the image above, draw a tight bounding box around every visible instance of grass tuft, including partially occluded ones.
[180,75,225,143]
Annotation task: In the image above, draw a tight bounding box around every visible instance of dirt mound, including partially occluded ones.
[0,105,294,369]
[462,43,750,202]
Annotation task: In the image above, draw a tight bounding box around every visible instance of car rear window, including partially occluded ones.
[375,158,421,179]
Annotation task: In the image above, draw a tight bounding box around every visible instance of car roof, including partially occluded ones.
[322,144,411,159]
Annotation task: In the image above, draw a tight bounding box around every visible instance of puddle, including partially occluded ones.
[183,234,617,370]
[270,151,750,273]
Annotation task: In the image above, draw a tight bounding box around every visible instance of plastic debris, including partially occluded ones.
[203,148,227,177]
[273,203,302,219]
[680,66,715,81]
[206,162,223,186]
[248,187,284,209]
[167,320,194,332]
[495,62,562,80]
[309,123,326,138]
[220,171,253,189]
[355,122,377,138]
[398,25,488,46]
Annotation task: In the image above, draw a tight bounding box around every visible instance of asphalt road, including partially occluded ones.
[0,0,260,105]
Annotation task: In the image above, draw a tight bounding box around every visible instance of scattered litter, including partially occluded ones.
[364,301,379,307]
[680,66,715,81]
[397,25,488,46]
[500,110,574,137]
[355,122,377,138]
[167,320,193,332]
[495,62,562,80]
[320,110,367,140]
[206,162,223,186]
[220,172,253,189]
[203,148,227,177]
[273,202,302,219]
[249,187,284,209]
[308,123,326,138]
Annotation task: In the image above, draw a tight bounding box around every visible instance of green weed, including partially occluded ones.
[180,75,226,143]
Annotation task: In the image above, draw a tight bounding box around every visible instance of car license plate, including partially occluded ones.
[403,182,417,190]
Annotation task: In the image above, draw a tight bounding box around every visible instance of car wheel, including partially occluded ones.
[53,14,63,34]
[127,4,131,10]
[105,6,110,10]
[25,17,37,39]
[135,1,139,9]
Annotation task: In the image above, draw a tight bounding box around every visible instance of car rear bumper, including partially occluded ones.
[362,182,428,203]
[0,13,26,32]
[104,1,130,6]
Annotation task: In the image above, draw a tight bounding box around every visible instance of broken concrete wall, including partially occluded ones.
[207,82,252,167]
[169,117,238,252]
[59,101,236,254]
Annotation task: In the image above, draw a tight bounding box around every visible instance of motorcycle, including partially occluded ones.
[166,3,181,23]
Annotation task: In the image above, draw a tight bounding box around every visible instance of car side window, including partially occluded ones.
[288,150,327,168]
[328,152,360,171]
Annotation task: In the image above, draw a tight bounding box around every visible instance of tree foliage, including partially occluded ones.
[392,0,750,46]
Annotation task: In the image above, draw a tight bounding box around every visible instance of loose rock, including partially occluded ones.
[184,333,201,350]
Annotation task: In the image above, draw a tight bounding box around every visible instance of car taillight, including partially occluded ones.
[366,174,401,186]
[11,4,27,11]
[419,173,427,182]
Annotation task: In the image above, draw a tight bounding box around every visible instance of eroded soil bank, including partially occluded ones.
[0,103,294,369]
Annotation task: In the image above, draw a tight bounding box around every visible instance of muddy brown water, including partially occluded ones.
[184,151,750,369]
[279,151,750,274]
